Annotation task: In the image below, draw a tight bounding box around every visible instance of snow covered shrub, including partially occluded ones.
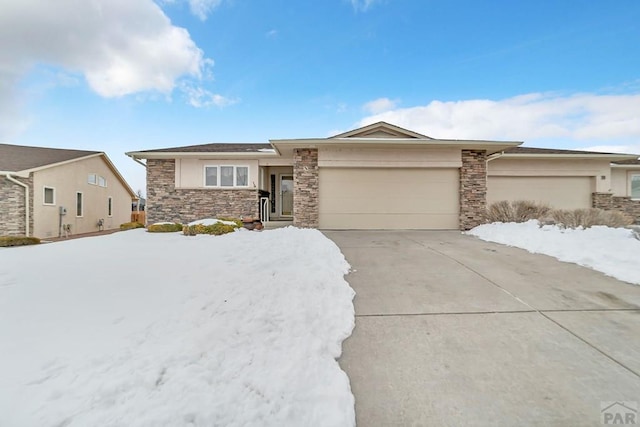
[486,200,551,223]
[147,223,183,233]
[217,217,244,228]
[120,222,144,230]
[550,208,633,229]
[182,223,237,236]
[0,236,41,247]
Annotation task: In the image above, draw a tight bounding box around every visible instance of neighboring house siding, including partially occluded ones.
[147,159,259,224]
[0,174,33,236]
[32,156,133,238]
[459,150,487,230]
[293,149,319,228]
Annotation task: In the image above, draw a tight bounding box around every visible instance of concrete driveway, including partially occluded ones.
[325,231,640,427]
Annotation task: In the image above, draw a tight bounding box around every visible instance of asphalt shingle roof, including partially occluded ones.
[139,143,274,153]
[0,143,100,172]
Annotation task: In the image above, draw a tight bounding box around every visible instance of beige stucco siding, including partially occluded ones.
[611,168,640,198]
[319,168,459,229]
[318,147,462,168]
[175,159,260,189]
[32,156,133,238]
[487,176,593,209]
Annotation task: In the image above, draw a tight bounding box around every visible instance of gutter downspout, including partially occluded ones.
[5,173,30,237]
[486,151,505,162]
[128,154,147,169]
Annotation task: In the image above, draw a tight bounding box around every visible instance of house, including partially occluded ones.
[0,144,137,238]
[126,122,640,230]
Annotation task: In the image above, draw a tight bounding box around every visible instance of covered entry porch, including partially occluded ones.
[258,165,294,222]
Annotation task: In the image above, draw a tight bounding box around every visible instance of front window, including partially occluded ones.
[44,187,55,205]
[204,166,250,188]
[76,192,83,217]
[632,174,640,199]
[221,166,234,187]
[205,167,218,186]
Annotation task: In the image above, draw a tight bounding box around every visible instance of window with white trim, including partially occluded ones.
[43,187,55,205]
[88,173,97,185]
[632,174,640,199]
[108,197,113,217]
[98,176,107,187]
[204,166,250,187]
[76,192,83,217]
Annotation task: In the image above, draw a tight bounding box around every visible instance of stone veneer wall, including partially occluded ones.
[293,148,319,228]
[459,150,487,230]
[146,159,259,224]
[0,174,34,236]
[593,192,640,223]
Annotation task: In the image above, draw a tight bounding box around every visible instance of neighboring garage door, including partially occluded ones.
[487,176,593,209]
[319,168,459,229]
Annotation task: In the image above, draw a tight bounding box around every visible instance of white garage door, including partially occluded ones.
[487,176,594,209]
[319,168,459,229]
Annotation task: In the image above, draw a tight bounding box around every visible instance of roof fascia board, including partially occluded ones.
[0,170,29,177]
[611,163,640,169]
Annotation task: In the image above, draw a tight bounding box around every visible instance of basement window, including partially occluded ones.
[43,187,55,205]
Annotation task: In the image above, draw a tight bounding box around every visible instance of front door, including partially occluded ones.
[280,175,294,217]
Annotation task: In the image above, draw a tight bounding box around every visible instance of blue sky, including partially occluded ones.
[1,0,639,194]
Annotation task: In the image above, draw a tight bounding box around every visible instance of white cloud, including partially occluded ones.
[0,0,217,138]
[358,92,640,151]
[181,83,238,108]
[350,0,381,12]
[363,97,398,114]
[266,29,279,38]
[188,0,223,21]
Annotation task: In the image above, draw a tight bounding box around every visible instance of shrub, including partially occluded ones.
[147,223,183,233]
[217,217,244,228]
[0,236,41,247]
[550,208,633,229]
[487,200,551,223]
[120,222,145,230]
[182,222,238,236]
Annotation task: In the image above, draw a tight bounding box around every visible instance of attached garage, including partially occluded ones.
[319,167,460,229]
[487,176,594,209]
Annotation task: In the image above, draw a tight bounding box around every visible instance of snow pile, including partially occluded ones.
[188,218,238,226]
[0,228,355,426]
[468,220,640,285]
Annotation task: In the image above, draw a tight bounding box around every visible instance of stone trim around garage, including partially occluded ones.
[146,159,260,225]
[459,150,487,230]
[293,148,319,228]
[0,174,34,236]
[592,192,640,223]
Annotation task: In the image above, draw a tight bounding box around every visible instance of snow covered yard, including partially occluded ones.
[468,220,640,285]
[0,227,356,426]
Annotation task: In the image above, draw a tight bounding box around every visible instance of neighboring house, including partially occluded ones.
[0,144,137,238]
[126,122,640,230]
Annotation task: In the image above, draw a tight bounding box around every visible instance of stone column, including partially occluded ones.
[592,192,613,210]
[293,148,319,228]
[459,150,487,230]
[146,159,176,224]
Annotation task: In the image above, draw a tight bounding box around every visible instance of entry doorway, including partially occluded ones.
[280,175,294,217]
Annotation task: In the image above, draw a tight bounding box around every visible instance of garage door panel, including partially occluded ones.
[487,176,593,209]
[319,168,459,229]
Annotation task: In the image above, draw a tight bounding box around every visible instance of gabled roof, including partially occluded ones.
[0,143,137,199]
[0,143,100,172]
[330,122,433,139]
